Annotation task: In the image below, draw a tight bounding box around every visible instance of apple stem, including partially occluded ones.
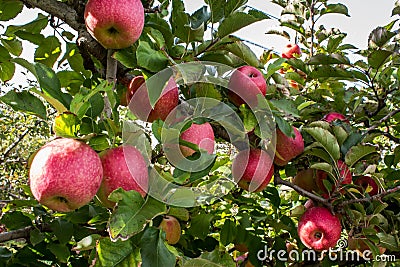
[103,49,117,119]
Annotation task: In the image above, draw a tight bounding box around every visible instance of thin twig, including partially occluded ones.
[339,185,400,207]
[367,108,400,131]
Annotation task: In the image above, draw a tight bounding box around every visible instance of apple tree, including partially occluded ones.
[0,0,400,266]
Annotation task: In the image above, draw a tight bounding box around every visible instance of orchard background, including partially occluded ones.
[1,0,400,266]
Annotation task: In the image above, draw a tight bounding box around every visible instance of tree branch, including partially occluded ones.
[273,167,332,208]
[367,108,400,131]
[339,185,400,207]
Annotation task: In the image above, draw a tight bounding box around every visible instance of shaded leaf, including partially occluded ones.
[0,0,23,21]
[0,90,46,119]
[320,4,349,16]
[345,144,377,167]
[218,12,266,38]
[140,227,176,267]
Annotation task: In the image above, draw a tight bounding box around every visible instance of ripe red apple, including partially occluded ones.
[293,169,320,193]
[297,206,342,251]
[97,145,148,208]
[232,148,274,192]
[227,65,267,107]
[84,0,144,49]
[29,138,103,212]
[323,112,349,123]
[159,215,181,245]
[128,76,179,122]
[180,122,215,157]
[354,176,379,196]
[274,127,304,166]
[282,43,301,59]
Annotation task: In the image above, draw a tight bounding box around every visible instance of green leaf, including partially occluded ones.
[304,127,340,160]
[377,233,399,251]
[310,162,333,175]
[341,132,363,156]
[30,229,45,246]
[368,27,396,48]
[0,0,23,21]
[190,6,210,29]
[145,13,174,49]
[218,12,266,38]
[136,41,169,72]
[0,90,47,119]
[0,211,32,230]
[50,219,73,245]
[345,144,377,167]
[47,244,70,263]
[220,219,236,246]
[89,135,110,151]
[308,53,350,65]
[187,213,214,240]
[368,49,392,69]
[275,115,294,138]
[34,36,61,67]
[53,112,80,138]
[6,13,48,36]
[320,4,349,16]
[96,237,139,267]
[35,62,71,109]
[193,83,222,100]
[239,105,258,132]
[170,0,204,43]
[114,48,137,69]
[108,189,166,241]
[140,227,176,267]
[1,38,22,56]
[225,40,259,67]
[310,66,354,80]
[184,259,223,267]
[224,0,247,17]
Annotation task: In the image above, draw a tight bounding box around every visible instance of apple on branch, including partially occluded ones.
[159,215,181,245]
[84,0,144,49]
[228,65,267,107]
[293,169,321,193]
[282,43,302,59]
[29,138,103,212]
[274,126,304,166]
[128,76,179,123]
[354,176,379,196]
[179,122,215,157]
[97,145,148,208]
[323,112,349,123]
[297,206,342,251]
[232,148,274,192]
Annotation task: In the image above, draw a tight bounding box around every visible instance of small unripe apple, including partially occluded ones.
[274,127,304,166]
[180,122,215,157]
[84,0,144,49]
[354,176,379,196]
[128,76,179,123]
[282,43,301,59]
[159,215,181,245]
[323,112,349,123]
[97,145,148,208]
[297,206,342,251]
[228,65,267,107]
[293,169,320,193]
[232,148,274,192]
[29,138,103,212]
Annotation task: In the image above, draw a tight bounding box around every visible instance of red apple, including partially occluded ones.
[97,145,148,208]
[180,122,215,157]
[29,138,103,212]
[227,65,267,107]
[282,43,301,59]
[293,169,320,193]
[323,112,349,123]
[84,0,144,49]
[274,127,304,166]
[232,148,274,192]
[354,176,379,196]
[159,215,181,245]
[128,76,179,122]
[298,206,342,251]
